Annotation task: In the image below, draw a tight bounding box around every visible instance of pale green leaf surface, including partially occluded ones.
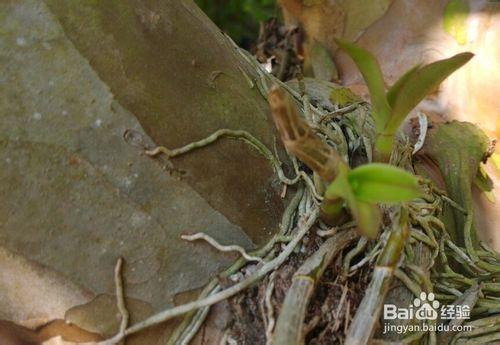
[325,164,355,204]
[417,121,489,245]
[348,163,421,203]
[386,53,473,132]
[325,164,383,238]
[386,64,421,107]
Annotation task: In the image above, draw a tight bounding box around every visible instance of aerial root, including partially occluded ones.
[181,232,263,262]
[95,258,129,345]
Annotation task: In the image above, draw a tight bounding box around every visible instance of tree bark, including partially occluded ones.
[45,0,288,244]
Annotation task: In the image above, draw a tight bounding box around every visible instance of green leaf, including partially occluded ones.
[321,164,350,224]
[334,39,391,131]
[348,163,421,203]
[474,164,494,193]
[474,164,495,203]
[385,52,473,133]
[324,164,382,238]
[422,121,490,245]
[386,64,421,107]
[324,164,355,205]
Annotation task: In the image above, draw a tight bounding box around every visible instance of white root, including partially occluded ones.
[181,232,263,263]
[413,112,428,154]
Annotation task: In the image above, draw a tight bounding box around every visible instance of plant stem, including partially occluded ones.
[272,229,358,345]
[373,133,394,163]
[345,209,409,345]
[320,194,345,225]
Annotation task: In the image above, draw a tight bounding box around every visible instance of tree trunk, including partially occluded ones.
[44,0,288,244]
[0,0,288,342]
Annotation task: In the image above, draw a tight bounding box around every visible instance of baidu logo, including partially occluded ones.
[384,292,440,320]
[383,291,470,321]
[413,292,440,320]
[383,292,472,334]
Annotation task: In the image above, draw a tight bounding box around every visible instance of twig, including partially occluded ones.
[181,232,263,262]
